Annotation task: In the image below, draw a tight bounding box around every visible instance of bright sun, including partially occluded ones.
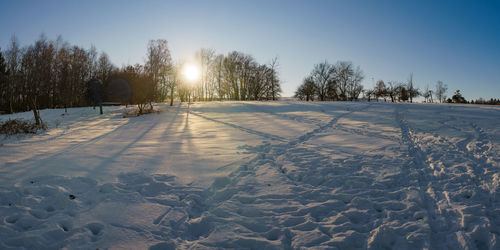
[182,64,200,82]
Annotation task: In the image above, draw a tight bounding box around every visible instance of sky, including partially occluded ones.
[1,0,499,100]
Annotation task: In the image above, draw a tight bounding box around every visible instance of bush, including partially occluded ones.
[0,119,46,136]
[122,105,159,117]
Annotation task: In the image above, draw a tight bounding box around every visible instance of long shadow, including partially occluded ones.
[160,103,205,186]
[189,111,286,142]
[3,117,133,167]
[191,101,347,115]
[17,116,112,145]
[160,103,182,140]
[0,118,137,183]
[246,103,323,125]
[85,115,163,178]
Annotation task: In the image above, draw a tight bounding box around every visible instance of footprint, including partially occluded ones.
[59,220,72,232]
[5,214,19,224]
[15,216,39,231]
[99,183,115,193]
[87,222,104,236]
[265,228,281,241]
[29,209,49,219]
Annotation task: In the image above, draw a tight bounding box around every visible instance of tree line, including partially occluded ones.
[294,61,364,101]
[0,35,116,124]
[295,61,498,105]
[0,34,282,124]
[183,49,281,102]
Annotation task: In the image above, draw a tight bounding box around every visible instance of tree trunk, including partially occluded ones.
[32,109,40,126]
[137,104,143,115]
[31,100,41,126]
[271,75,275,101]
[170,86,174,106]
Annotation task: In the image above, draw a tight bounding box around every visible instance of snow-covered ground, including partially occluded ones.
[0,101,499,249]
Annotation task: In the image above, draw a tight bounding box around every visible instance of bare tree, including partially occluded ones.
[386,81,397,102]
[407,73,419,103]
[395,82,409,102]
[196,48,215,101]
[5,35,21,114]
[331,61,364,101]
[212,54,225,101]
[69,45,90,108]
[96,52,114,85]
[21,34,53,126]
[0,49,8,112]
[237,54,254,100]
[346,65,364,100]
[55,44,71,111]
[118,64,155,114]
[88,45,98,80]
[295,76,316,101]
[223,51,242,100]
[269,57,279,100]
[422,84,433,103]
[364,89,374,102]
[435,80,448,103]
[309,61,334,101]
[187,50,282,102]
[145,39,172,104]
[166,62,180,106]
[299,61,364,102]
[374,80,387,101]
[334,61,352,100]
[248,64,265,100]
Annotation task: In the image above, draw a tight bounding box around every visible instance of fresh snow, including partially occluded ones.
[0,101,499,249]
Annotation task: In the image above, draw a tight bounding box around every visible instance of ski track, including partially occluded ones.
[0,102,499,249]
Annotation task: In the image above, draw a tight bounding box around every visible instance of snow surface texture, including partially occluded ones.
[0,101,499,249]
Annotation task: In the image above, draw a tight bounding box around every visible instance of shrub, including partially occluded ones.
[0,119,46,136]
[122,105,158,117]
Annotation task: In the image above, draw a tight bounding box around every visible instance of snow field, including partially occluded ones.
[0,101,499,249]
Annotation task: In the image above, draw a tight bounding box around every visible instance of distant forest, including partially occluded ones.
[295,61,499,105]
[0,34,281,124]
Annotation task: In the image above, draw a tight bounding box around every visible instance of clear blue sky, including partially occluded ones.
[1,0,499,100]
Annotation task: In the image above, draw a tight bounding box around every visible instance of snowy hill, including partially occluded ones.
[0,101,499,249]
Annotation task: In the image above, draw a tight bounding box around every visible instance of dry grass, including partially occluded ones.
[0,119,47,136]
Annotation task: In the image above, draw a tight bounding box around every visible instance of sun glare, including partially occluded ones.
[182,64,200,82]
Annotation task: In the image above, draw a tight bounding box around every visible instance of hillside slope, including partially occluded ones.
[0,101,499,249]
